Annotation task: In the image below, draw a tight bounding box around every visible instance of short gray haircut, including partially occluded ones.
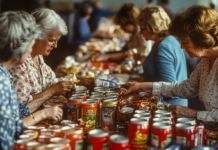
[0,11,38,61]
[31,8,68,40]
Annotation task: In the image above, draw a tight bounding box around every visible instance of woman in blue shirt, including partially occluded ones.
[0,11,63,149]
[137,6,188,106]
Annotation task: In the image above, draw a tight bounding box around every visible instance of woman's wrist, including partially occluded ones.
[141,82,153,93]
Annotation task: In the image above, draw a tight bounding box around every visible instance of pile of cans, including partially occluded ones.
[127,109,205,149]
[67,86,119,132]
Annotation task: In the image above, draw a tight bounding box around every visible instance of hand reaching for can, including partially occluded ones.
[50,81,73,96]
[43,106,63,122]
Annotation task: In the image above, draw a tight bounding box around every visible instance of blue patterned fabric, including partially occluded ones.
[0,63,25,150]
[19,103,30,118]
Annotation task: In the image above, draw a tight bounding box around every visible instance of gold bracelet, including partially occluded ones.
[30,114,37,125]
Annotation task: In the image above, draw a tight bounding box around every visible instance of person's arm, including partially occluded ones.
[97,8,117,17]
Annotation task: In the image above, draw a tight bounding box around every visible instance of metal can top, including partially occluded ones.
[176,123,195,130]
[61,120,77,125]
[46,144,68,149]
[133,114,140,118]
[135,110,151,114]
[130,118,145,122]
[89,129,109,137]
[41,128,61,133]
[90,94,103,98]
[110,135,129,143]
[153,122,171,129]
[27,142,42,147]
[103,100,118,105]
[177,118,196,124]
[106,91,119,94]
[104,96,117,99]
[154,114,171,118]
[130,119,149,125]
[27,126,45,131]
[68,98,82,102]
[92,92,103,95]
[82,101,96,105]
[154,110,171,114]
[138,116,150,121]
[86,99,101,102]
[72,93,85,96]
[139,112,150,116]
[50,137,70,144]
[153,118,171,122]
[16,139,29,144]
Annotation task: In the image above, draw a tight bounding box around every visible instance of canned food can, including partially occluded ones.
[154,110,174,122]
[175,123,196,146]
[177,118,198,146]
[48,125,62,129]
[153,118,171,122]
[40,128,61,137]
[38,135,53,144]
[154,114,173,122]
[198,124,205,146]
[92,92,104,95]
[60,129,84,149]
[26,126,45,133]
[16,139,29,150]
[151,122,172,147]
[128,120,149,149]
[85,99,101,128]
[101,100,118,131]
[81,102,97,131]
[61,120,77,128]
[88,129,109,150]
[50,137,71,150]
[133,114,150,118]
[109,135,130,150]
[68,98,82,122]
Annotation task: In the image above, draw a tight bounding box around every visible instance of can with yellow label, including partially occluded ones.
[101,100,118,131]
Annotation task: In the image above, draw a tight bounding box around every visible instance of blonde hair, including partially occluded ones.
[137,6,171,37]
[169,5,218,48]
[114,3,139,26]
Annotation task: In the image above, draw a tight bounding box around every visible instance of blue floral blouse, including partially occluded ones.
[0,63,25,150]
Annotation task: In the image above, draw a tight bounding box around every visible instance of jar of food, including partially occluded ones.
[81,102,97,132]
[68,97,82,122]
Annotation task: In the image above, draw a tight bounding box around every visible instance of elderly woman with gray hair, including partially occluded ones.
[10,8,73,118]
[0,11,63,150]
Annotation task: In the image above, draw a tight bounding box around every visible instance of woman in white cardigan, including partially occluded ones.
[123,5,218,122]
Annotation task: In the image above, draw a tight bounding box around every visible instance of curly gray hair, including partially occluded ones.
[0,11,38,61]
[31,8,68,40]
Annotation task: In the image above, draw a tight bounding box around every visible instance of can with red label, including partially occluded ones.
[68,97,82,122]
[177,118,198,146]
[27,142,45,150]
[198,124,205,146]
[16,139,29,150]
[151,122,172,148]
[60,129,84,150]
[50,137,71,150]
[175,123,196,146]
[81,102,97,132]
[46,144,69,150]
[128,119,149,150]
[109,135,130,150]
[40,128,61,137]
[88,129,109,150]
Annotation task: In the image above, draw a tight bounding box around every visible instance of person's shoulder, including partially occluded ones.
[160,36,179,45]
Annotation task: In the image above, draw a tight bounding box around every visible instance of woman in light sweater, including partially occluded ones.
[123,5,218,121]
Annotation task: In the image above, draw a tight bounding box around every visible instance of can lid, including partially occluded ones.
[131,119,149,124]
[61,120,77,125]
[177,118,196,123]
[27,142,41,147]
[39,135,53,139]
[133,114,140,118]
[153,118,171,122]
[68,97,82,101]
[16,139,29,144]
[89,129,109,137]
[46,144,68,149]
[50,137,70,143]
[72,94,85,96]
[103,100,118,104]
[27,126,45,130]
[155,110,171,114]
[68,129,83,134]
[153,122,171,129]
[92,92,103,95]
[138,116,150,121]
[86,99,100,102]
[130,118,145,122]
[82,102,96,105]
[139,113,150,116]
[135,110,151,114]
[176,123,195,130]
[110,135,129,143]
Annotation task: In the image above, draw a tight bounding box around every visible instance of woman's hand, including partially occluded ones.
[50,81,73,95]
[122,82,153,95]
[169,105,198,118]
[42,106,63,122]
